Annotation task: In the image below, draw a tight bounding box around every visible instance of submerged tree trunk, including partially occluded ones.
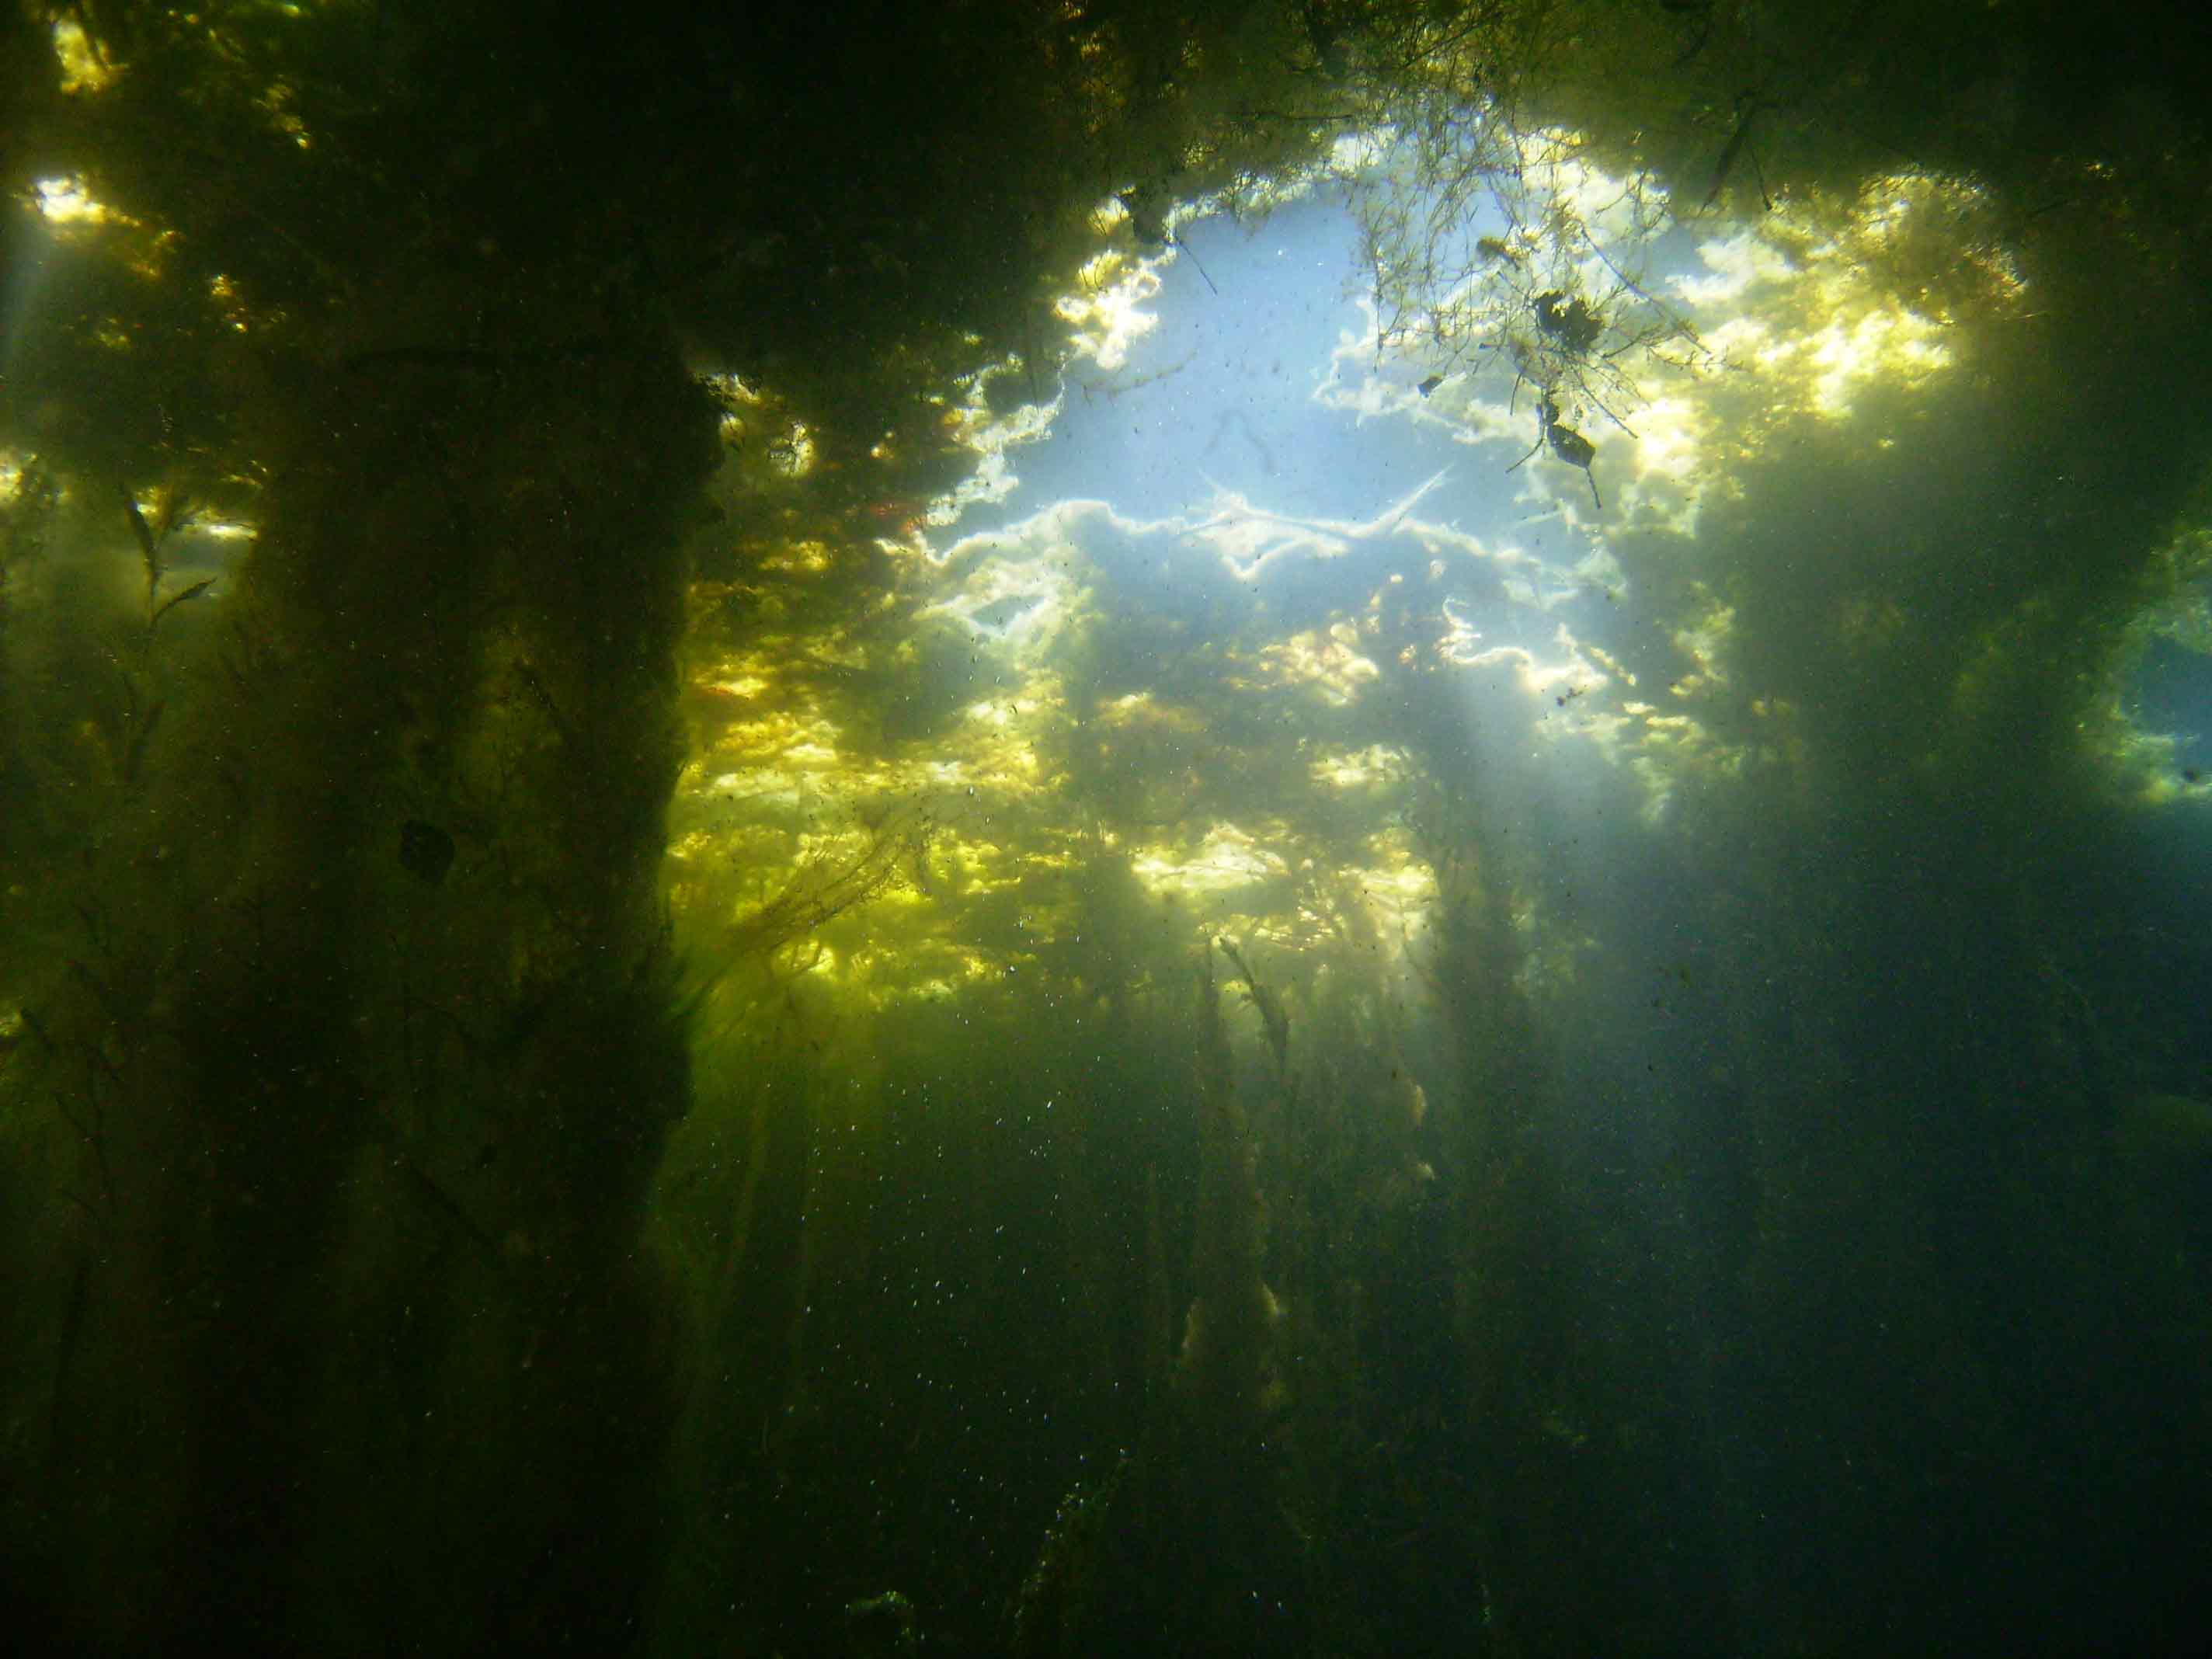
[22,335,719,1648]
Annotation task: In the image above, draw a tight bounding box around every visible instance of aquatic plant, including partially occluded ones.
[1175,942,1283,1432]
[725,797,940,966]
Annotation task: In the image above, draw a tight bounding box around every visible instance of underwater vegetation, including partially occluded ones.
[5,2,2212,1656]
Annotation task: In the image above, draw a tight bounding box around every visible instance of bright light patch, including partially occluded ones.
[1633,397,1702,480]
[1132,822,1289,898]
[760,540,833,575]
[1347,854,1436,945]
[1457,635,1603,707]
[1329,130,1387,174]
[1187,468,1451,583]
[704,370,762,404]
[1058,253,1162,373]
[1671,602,1737,692]
[768,423,816,478]
[1852,172,1998,256]
[926,561,1073,650]
[1814,311,1951,415]
[699,707,847,767]
[52,19,115,94]
[918,373,1067,546]
[1314,301,1393,424]
[1671,231,1796,306]
[1310,745,1409,789]
[1254,627,1380,705]
[33,177,111,225]
[1543,136,1672,248]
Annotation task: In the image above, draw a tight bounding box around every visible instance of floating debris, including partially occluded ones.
[1541,393,1603,511]
[1532,290,1604,354]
